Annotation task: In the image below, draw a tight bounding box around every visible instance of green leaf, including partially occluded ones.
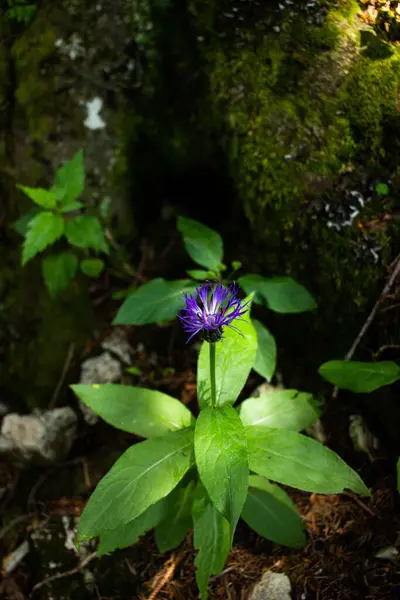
[187,269,215,281]
[77,428,195,540]
[71,384,195,438]
[241,475,306,548]
[113,278,195,326]
[177,216,223,271]
[155,481,196,552]
[376,182,389,196]
[54,149,85,205]
[13,207,42,236]
[239,275,317,314]
[239,389,319,432]
[231,260,242,271]
[195,406,248,537]
[193,483,230,600]
[252,319,277,381]
[98,498,166,555]
[197,295,257,407]
[42,252,78,296]
[247,427,369,495]
[318,360,400,393]
[65,215,109,254]
[22,212,65,265]
[17,185,57,209]
[80,258,105,278]
[59,200,84,213]
[99,196,112,220]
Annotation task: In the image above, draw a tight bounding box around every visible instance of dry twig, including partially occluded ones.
[29,551,98,597]
[146,548,186,600]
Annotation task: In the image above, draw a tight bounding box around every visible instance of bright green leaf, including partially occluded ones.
[318,360,400,393]
[247,427,369,495]
[195,406,248,537]
[98,498,166,555]
[54,149,85,205]
[177,216,223,271]
[193,483,230,600]
[77,428,195,540]
[113,278,195,325]
[187,270,215,281]
[125,366,142,376]
[59,200,84,213]
[241,475,306,548]
[155,481,196,552]
[197,295,257,407]
[17,185,57,209]
[13,207,42,236]
[22,212,64,265]
[65,215,109,254]
[42,252,78,296]
[239,275,317,314]
[252,319,277,381]
[239,389,319,432]
[231,260,242,271]
[80,258,105,278]
[71,384,195,438]
[376,182,389,196]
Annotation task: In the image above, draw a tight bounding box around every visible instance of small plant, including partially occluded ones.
[114,215,317,383]
[319,359,400,493]
[14,150,110,296]
[6,0,37,25]
[73,282,368,599]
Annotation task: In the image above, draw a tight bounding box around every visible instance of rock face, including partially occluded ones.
[249,571,292,600]
[0,407,77,466]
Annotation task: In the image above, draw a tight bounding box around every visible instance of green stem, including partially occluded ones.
[210,342,217,408]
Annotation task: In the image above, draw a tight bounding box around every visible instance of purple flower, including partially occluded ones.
[179,281,249,342]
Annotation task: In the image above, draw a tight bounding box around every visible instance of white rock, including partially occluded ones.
[84,97,106,130]
[101,328,132,365]
[0,408,77,466]
[79,351,122,423]
[249,571,292,600]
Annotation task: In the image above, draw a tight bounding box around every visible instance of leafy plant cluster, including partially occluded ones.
[15,150,110,296]
[319,358,400,493]
[115,215,317,382]
[72,304,369,599]
[5,0,37,25]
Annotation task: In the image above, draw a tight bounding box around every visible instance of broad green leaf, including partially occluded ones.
[376,182,389,196]
[319,360,400,393]
[193,484,230,600]
[241,475,306,548]
[17,185,57,209]
[155,481,196,552]
[239,275,317,314]
[60,200,83,213]
[71,384,195,438]
[195,406,248,537]
[80,258,105,278]
[197,294,256,407]
[177,216,223,271]
[13,207,42,236]
[397,458,400,494]
[247,427,369,495]
[65,215,109,254]
[54,149,85,205]
[42,252,78,296]
[113,278,195,326]
[252,319,277,381]
[22,212,64,265]
[187,269,215,281]
[239,389,319,432]
[77,428,195,540]
[98,498,166,555]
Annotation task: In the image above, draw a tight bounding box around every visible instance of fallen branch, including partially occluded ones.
[29,551,98,597]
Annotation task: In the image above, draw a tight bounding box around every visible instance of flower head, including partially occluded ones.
[179,281,249,342]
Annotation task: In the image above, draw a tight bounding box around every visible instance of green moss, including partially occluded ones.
[11,14,57,140]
